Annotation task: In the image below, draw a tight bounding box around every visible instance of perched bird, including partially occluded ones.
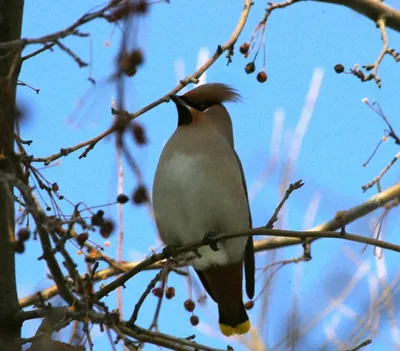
[152,83,254,337]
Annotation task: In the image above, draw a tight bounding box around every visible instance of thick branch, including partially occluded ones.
[0,1,24,350]
[255,180,400,251]
[2,172,76,307]
[19,181,400,308]
[317,0,400,33]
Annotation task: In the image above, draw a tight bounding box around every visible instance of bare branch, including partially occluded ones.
[346,339,372,351]
[1,170,77,307]
[27,0,254,165]
[19,181,400,308]
[255,181,400,251]
[362,152,400,192]
[318,0,400,33]
[0,0,124,50]
[265,180,304,229]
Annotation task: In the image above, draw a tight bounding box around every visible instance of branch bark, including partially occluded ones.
[254,180,400,251]
[0,1,24,350]
[317,0,400,33]
[19,181,400,309]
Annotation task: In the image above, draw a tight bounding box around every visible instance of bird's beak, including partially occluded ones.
[170,95,185,106]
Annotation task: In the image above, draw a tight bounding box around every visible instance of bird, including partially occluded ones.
[152,83,254,337]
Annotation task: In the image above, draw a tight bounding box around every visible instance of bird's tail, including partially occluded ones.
[202,261,250,336]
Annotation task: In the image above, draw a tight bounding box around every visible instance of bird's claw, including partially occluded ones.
[204,231,220,252]
[162,244,178,258]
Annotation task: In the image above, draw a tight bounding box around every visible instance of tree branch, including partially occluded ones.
[27,0,254,165]
[0,0,123,50]
[317,0,400,33]
[255,180,400,251]
[19,181,400,308]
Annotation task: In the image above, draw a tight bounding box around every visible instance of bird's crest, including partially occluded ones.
[181,83,241,110]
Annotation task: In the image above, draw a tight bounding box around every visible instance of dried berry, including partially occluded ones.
[152,287,163,298]
[52,182,59,192]
[132,123,147,145]
[184,299,196,312]
[100,220,114,239]
[13,240,25,254]
[334,64,344,74]
[108,1,148,22]
[244,300,254,310]
[245,62,255,74]
[239,42,249,55]
[91,210,105,227]
[119,50,144,77]
[135,0,148,13]
[165,287,175,299]
[108,4,132,22]
[117,194,129,204]
[256,71,267,83]
[132,185,148,204]
[113,115,129,134]
[46,206,52,211]
[190,315,199,326]
[17,228,31,242]
[77,232,89,247]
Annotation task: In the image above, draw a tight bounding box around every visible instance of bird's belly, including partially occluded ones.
[153,152,248,269]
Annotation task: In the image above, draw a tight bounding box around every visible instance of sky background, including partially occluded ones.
[16,1,400,350]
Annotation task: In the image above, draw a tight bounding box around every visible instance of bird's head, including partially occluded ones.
[170,83,240,126]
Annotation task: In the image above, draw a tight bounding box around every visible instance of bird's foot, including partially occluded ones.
[162,244,179,258]
[203,231,220,252]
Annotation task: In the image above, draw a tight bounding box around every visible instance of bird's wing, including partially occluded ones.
[194,269,217,302]
[233,150,255,300]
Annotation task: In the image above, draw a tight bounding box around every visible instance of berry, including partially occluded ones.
[77,232,89,247]
[334,64,344,74]
[17,228,30,241]
[184,299,196,312]
[119,50,144,77]
[14,240,25,254]
[152,287,162,298]
[91,210,105,227]
[190,315,199,326]
[132,185,148,204]
[256,71,267,83]
[244,301,254,310]
[165,287,175,299]
[245,62,255,74]
[132,123,147,145]
[239,42,249,55]
[100,220,114,239]
[117,194,129,204]
[135,1,149,14]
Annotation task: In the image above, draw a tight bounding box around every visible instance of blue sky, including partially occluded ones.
[18,1,400,350]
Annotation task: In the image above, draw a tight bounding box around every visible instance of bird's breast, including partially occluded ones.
[153,149,249,269]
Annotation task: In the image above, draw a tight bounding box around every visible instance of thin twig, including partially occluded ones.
[19,181,400,308]
[346,339,372,351]
[129,270,162,324]
[21,43,56,61]
[362,151,400,192]
[265,180,304,228]
[28,0,254,165]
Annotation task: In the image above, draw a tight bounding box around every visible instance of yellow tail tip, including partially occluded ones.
[219,320,251,337]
